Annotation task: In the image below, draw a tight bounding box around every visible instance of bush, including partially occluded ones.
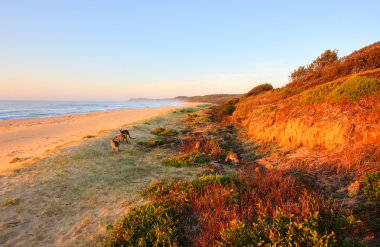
[246,83,273,97]
[162,152,210,167]
[151,127,178,136]
[142,179,194,201]
[104,204,179,246]
[302,76,380,104]
[137,138,165,147]
[105,168,366,246]
[105,180,197,246]
[221,103,236,116]
[197,174,231,185]
[180,108,196,113]
[328,76,380,101]
[302,81,339,104]
[219,211,337,246]
[363,172,380,201]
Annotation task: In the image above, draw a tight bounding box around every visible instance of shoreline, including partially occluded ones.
[0,102,200,173]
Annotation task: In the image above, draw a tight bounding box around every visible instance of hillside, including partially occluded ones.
[220,42,380,164]
[215,42,380,245]
[101,42,379,246]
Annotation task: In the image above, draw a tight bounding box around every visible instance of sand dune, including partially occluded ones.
[0,104,197,173]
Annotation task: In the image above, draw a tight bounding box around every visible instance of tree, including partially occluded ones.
[311,49,338,68]
[290,66,308,81]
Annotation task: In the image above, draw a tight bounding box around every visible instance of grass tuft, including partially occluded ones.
[161,152,210,167]
[151,127,178,136]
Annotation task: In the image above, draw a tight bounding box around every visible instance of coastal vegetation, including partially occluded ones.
[301,76,380,104]
[103,41,380,246]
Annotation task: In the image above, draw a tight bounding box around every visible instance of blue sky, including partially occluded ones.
[0,0,379,100]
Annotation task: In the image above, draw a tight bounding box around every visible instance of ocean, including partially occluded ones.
[0,100,182,120]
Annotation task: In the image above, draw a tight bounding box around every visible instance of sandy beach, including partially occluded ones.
[0,103,197,173]
[0,104,206,246]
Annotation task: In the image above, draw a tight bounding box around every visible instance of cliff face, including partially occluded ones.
[220,65,380,176]
[214,43,380,188]
[220,69,380,188]
[231,86,380,150]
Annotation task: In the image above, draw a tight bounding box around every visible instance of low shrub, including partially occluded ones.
[193,174,244,191]
[180,108,196,113]
[104,204,179,246]
[137,138,165,147]
[302,76,380,104]
[301,81,339,104]
[219,211,337,246]
[362,171,380,201]
[197,174,231,185]
[246,83,273,97]
[328,76,380,101]
[141,179,194,205]
[221,103,236,116]
[161,152,210,167]
[105,168,367,246]
[151,127,178,136]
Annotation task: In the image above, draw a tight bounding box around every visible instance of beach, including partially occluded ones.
[0,104,207,246]
[0,103,197,173]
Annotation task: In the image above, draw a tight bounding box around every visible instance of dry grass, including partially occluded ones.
[0,105,208,247]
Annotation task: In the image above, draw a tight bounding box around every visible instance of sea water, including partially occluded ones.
[0,100,182,120]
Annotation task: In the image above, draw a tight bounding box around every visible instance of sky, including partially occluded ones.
[0,0,379,100]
